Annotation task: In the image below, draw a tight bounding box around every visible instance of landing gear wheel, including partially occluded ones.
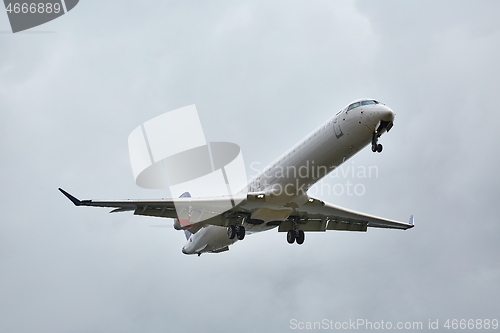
[372,131,383,153]
[237,226,246,240]
[287,230,296,244]
[227,225,236,239]
[296,230,305,245]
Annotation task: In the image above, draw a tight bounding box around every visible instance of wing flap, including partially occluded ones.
[283,197,412,231]
[133,206,178,218]
[326,218,367,231]
[278,218,328,232]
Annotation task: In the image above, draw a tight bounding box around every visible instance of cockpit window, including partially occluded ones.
[361,100,378,106]
[347,102,361,111]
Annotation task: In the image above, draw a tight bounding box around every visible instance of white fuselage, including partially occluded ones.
[182,99,395,255]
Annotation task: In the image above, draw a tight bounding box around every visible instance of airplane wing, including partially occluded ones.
[58,188,245,227]
[279,196,414,232]
[59,188,413,232]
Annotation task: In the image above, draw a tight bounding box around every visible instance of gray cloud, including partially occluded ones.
[1,1,499,332]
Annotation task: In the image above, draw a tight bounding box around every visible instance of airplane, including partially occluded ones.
[59,98,414,256]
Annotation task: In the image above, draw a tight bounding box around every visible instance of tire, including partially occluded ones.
[377,144,383,153]
[237,225,246,240]
[287,230,296,244]
[296,230,305,245]
[227,225,236,239]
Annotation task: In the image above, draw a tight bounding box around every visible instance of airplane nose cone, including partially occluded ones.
[182,247,188,254]
[380,107,395,122]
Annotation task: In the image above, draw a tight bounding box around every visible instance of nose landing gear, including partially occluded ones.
[371,132,383,153]
[371,120,393,153]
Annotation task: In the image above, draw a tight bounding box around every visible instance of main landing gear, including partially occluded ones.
[371,131,383,153]
[287,229,305,245]
[227,225,246,240]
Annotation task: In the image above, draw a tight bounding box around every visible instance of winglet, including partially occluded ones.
[58,188,82,206]
[408,215,414,227]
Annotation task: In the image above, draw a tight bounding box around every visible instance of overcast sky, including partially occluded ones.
[1,1,499,332]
